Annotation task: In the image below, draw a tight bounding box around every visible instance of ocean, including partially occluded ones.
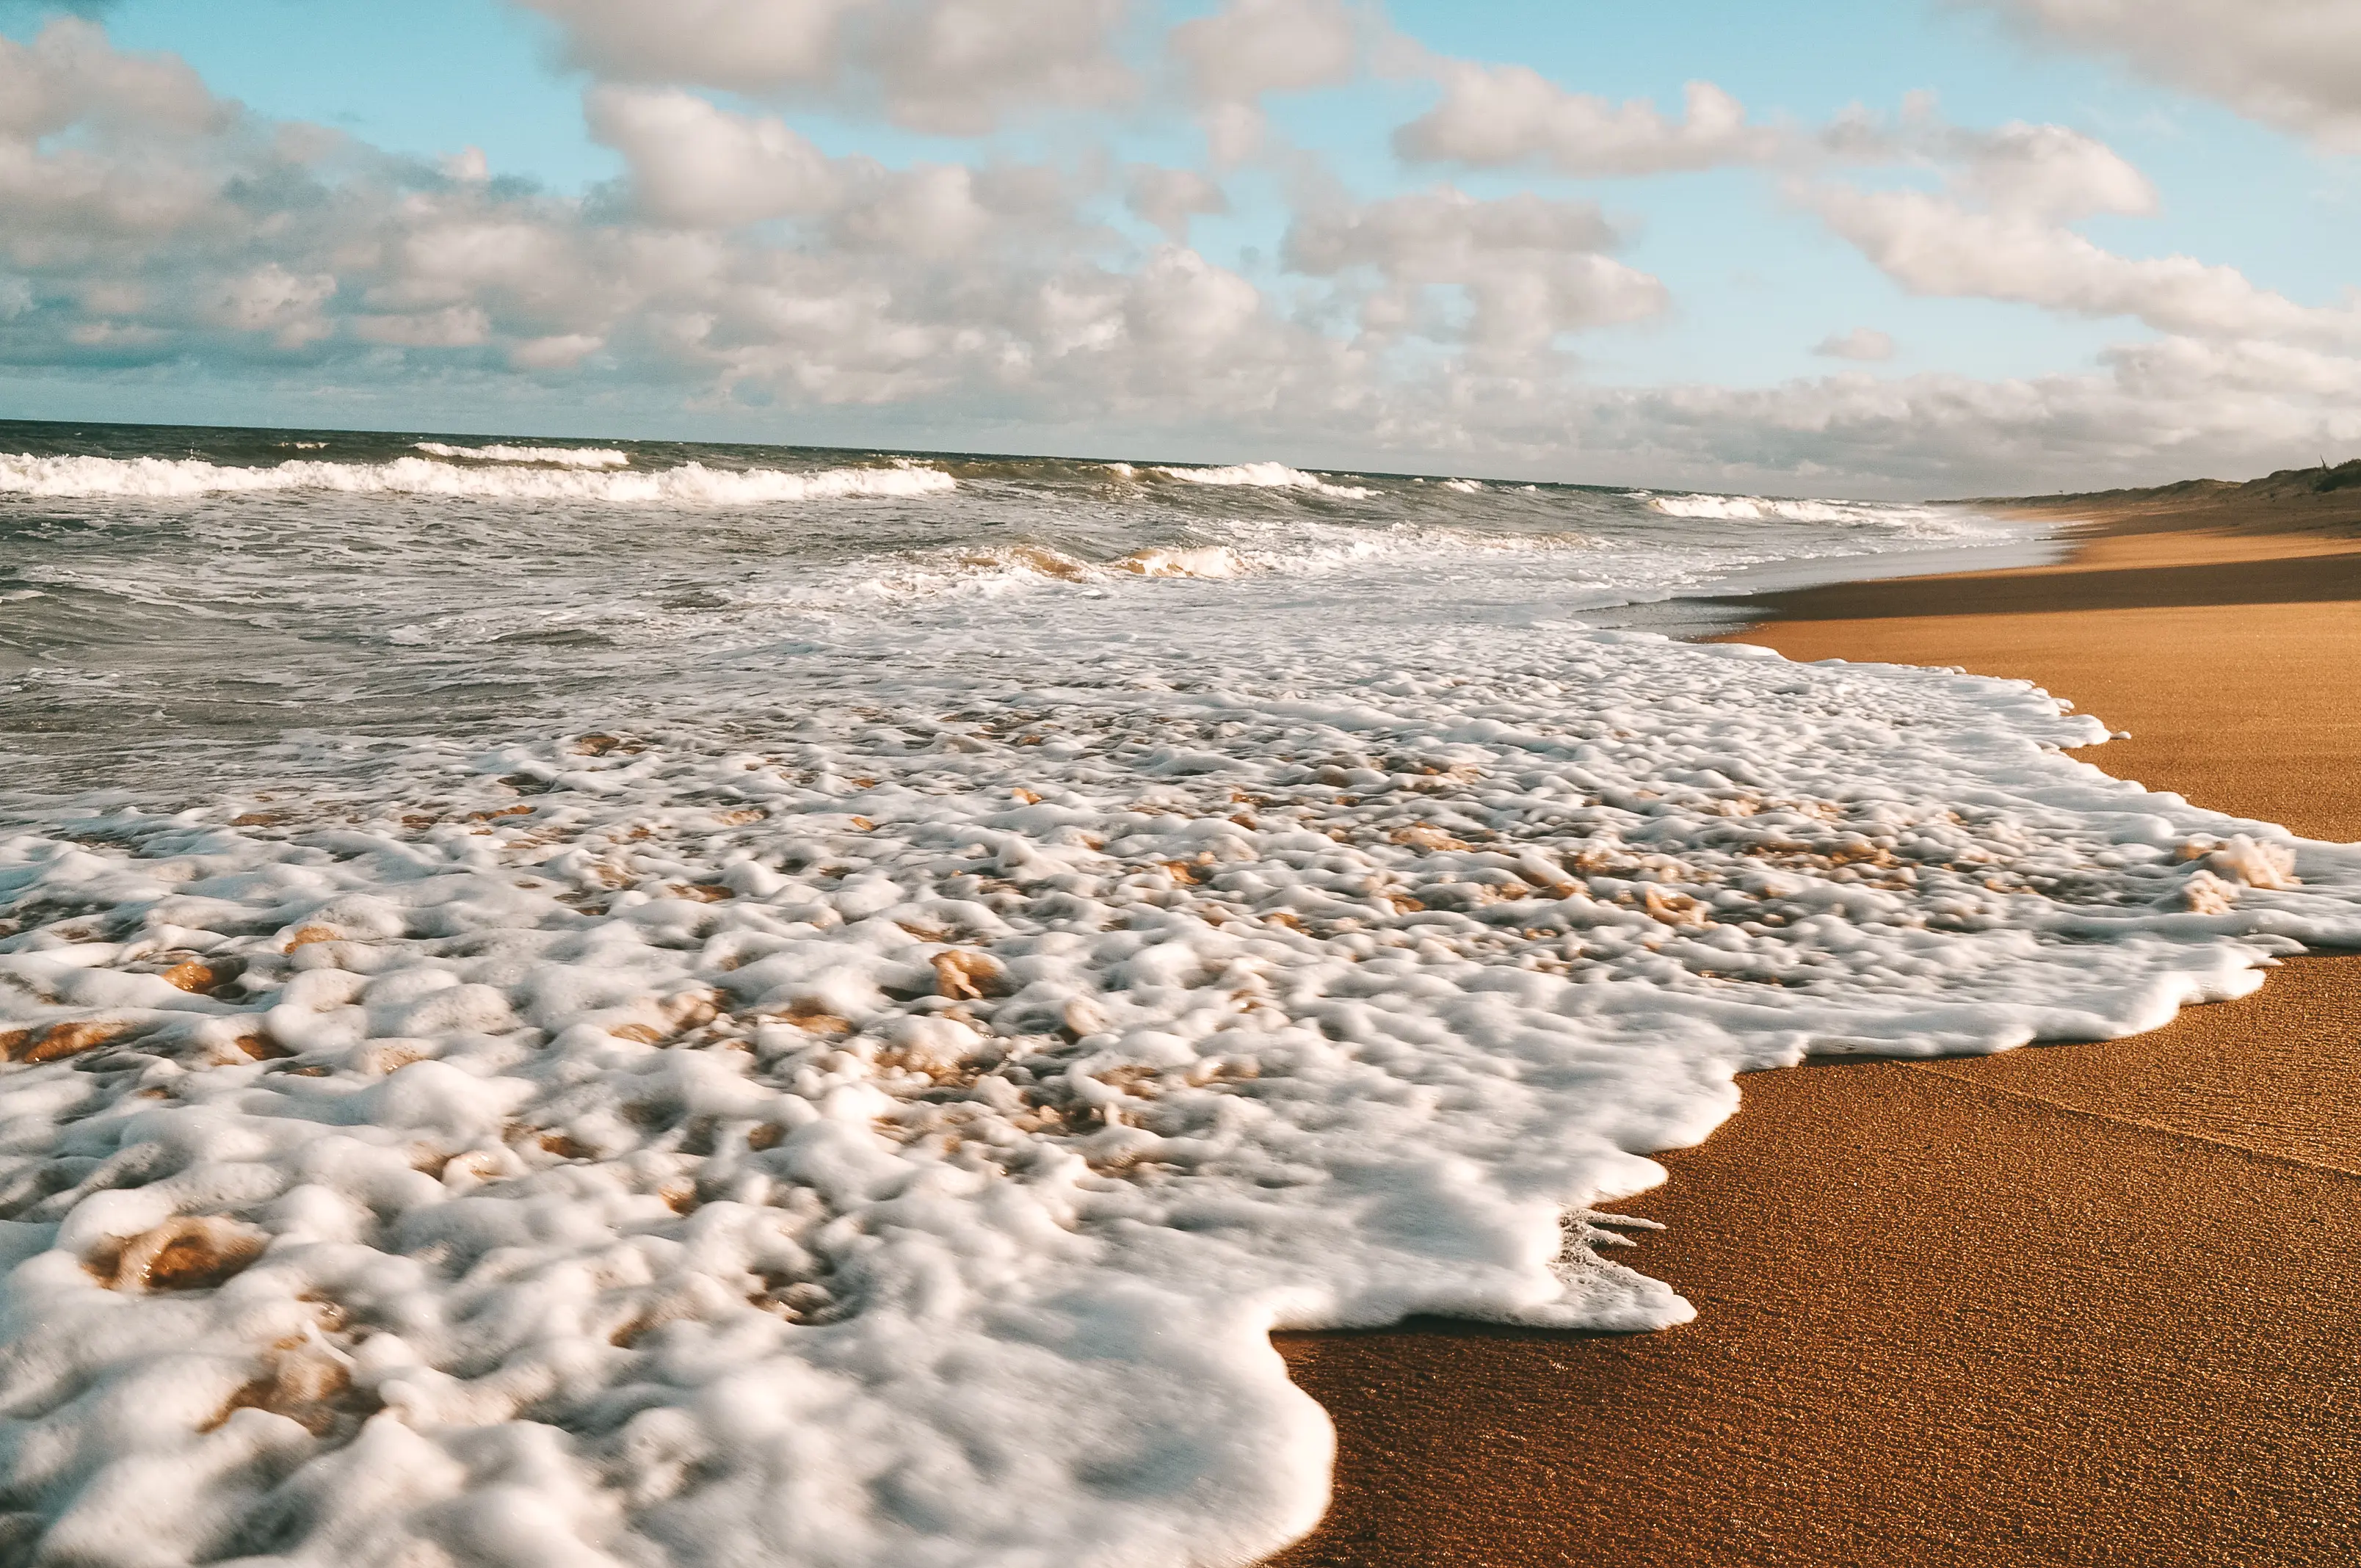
[2,421,2357,1566]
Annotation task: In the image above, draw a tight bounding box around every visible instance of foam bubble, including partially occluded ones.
[4,619,2358,1566]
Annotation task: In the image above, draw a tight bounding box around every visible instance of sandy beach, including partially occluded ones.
[15,6,2361,1561]
[1269,470,2361,1566]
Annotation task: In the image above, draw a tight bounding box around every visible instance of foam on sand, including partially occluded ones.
[0,453,954,504]
[5,619,2360,1567]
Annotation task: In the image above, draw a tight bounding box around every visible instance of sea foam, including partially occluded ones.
[413,442,633,468]
[4,616,2359,1567]
[1152,462,1376,499]
[0,453,954,504]
[1641,491,1943,526]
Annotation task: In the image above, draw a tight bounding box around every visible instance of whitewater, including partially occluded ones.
[4,421,2360,1567]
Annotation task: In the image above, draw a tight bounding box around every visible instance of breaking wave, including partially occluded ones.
[413,442,631,468]
[0,453,956,504]
[1644,492,1896,524]
[1150,461,1376,500]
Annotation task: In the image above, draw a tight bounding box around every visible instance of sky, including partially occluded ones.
[3,0,2360,495]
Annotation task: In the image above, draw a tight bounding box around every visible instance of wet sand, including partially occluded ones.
[1267,479,2361,1565]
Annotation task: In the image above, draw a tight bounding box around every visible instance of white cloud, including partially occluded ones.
[1168,0,1357,104]
[0,22,1337,415]
[512,330,606,369]
[1806,182,2361,346]
[212,265,338,349]
[441,145,491,184]
[1396,68,1780,177]
[1166,0,1364,167]
[1948,120,2155,218]
[0,19,250,247]
[518,0,1136,135]
[1813,327,1895,361]
[586,87,841,228]
[2100,334,2361,399]
[0,14,219,142]
[1284,188,1667,358]
[1799,107,2361,351]
[1125,164,1228,242]
[1821,104,2155,219]
[1965,0,2361,150]
[518,0,852,90]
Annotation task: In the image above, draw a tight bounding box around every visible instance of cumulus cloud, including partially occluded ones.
[1813,327,1895,361]
[1125,164,1228,242]
[0,21,353,355]
[1946,120,2155,218]
[0,23,1667,451]
[1284,188,1666,359]
[1797,104,2361,353]
[1821,102,2156,219]
[516,0,1136,135]
[0,17,231,219]
[0,21,1341,418]
[1805,181,2360,347]
[1166,0,1366,166]
[1965,0,2361,150]
[1396,69,1780,176]
[585,87,841,228]
[1168,0,1358,103]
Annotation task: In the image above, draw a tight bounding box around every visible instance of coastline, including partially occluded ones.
[1267,481,2361,1564]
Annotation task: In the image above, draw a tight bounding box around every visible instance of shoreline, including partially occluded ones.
[1267,482,2361,1564]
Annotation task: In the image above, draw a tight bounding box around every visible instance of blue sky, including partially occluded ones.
[3,0,2357,492]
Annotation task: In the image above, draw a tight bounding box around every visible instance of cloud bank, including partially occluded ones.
[1,4,2358,494]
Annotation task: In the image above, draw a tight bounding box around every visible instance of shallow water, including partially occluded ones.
[1,419,2042,807]
[3,421,2354,1567]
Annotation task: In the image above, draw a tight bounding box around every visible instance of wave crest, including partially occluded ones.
[1151,462,1374,500]
[415,442,631,468]
[1643,492,1870,523]
[0,453,956,504]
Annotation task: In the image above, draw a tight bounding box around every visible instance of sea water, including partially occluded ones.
[2,422,2357,1567]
